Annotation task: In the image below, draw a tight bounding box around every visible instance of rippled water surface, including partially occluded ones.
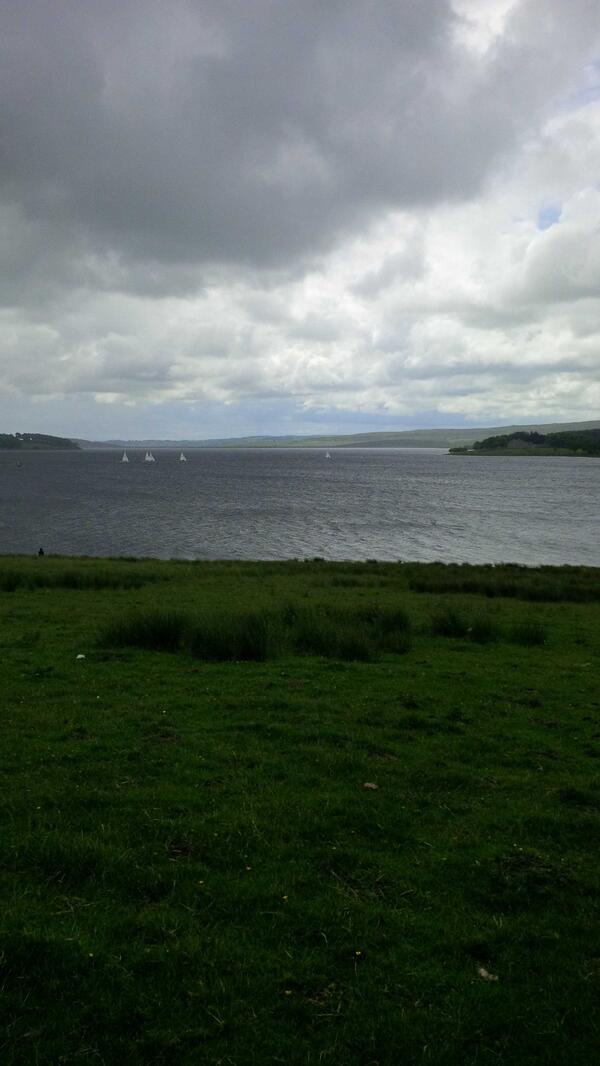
[0,447,599,564]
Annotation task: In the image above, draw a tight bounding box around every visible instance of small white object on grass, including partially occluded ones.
[76,654,86,660]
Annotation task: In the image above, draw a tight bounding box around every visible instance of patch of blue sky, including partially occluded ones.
[537,203,562,230]
[558,58,600,111]
[569,83,600,107]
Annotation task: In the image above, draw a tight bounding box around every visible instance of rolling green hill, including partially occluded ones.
[77,419,600,451]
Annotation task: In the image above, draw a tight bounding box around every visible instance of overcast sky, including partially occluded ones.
[2,0,600,439]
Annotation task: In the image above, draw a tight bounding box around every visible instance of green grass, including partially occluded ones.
[1,556,599,1064]
[0,559,161,591]
[101,602,412,662]
[406,561,600,602]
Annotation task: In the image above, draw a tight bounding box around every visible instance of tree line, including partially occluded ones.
[0,433,79,450]
[472,428,600,454]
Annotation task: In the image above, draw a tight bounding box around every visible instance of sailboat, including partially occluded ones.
[145,451,155,463]
[179,452,187,462]
[325,451,331,459]
[121,451,129,463]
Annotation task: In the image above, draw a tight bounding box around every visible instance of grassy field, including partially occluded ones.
[1,556,599,1065]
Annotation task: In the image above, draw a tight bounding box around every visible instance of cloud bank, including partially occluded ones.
[1,0,600,436]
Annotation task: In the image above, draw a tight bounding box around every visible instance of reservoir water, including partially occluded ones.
[0,447,599,565]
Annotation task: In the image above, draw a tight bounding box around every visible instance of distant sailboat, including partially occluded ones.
[145,451,155,462]
[179,452,187,462]
[121,451,129,463]
[325,451,331,459]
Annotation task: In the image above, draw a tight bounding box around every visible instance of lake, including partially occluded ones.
[0,447,599,565]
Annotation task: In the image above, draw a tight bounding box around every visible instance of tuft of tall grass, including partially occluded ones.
[331,628,376,662]
[286,606,371,660]
[355,605,411,630]
[101,609,189,651]
[0,570,21,591]
[468,615,499,644]
[356,605,411,654]
[406,561,600,603]
[288,604,410,660]
[507,620,547,646]
[188,610,284,662]
[327,576,363,588]
[101,602,413,662]
[290,607,340,657]
[0,568,158,591]
[431,608,468,638]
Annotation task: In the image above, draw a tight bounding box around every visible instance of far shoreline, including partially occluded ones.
[450,448,600,457]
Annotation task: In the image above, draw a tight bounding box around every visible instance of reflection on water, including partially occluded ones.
[0,447,599,565]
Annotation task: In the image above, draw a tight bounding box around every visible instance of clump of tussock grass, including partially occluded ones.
[354,604,412,654]
[106,606,288,662]
[474,848,576,912]
[430,607,543,646]
[329,628,375,662]
[468,615,499,644]
[282,605,375,661]
[58,569,147,590]
[101,602,413,662]
[354,605,410,629]
[327,576,364,588]
[556,787,600,811]
[406,561,600,603]
[188,610,284,662]
[0,570,21,592]
[288,604,411,660]
[507,619,547,646]
[285,602,413,660]
[431,607,469,638]
[101,609,189,652]
[0,567,158,592]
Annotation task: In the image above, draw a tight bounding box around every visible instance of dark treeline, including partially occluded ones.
[472,428,600,454]
[0,433,79,450]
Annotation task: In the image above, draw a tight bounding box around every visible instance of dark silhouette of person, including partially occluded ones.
[38,547,44,556]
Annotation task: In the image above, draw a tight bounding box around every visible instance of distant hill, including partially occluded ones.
[451,427,600,457]
[0,433,79,451]
[77,419,600,451]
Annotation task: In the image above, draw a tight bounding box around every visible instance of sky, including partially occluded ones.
[2,0,600,440]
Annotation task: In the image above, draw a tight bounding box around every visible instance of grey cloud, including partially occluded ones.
[0,204,211,309]
[3,0,599,279]
[2,1,600,433]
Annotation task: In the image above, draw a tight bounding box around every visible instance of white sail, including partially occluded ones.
[325,451,331,459]
[121,451,129,463]
[179,452,187,462]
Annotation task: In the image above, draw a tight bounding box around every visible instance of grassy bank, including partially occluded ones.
[1,557,599,1064]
